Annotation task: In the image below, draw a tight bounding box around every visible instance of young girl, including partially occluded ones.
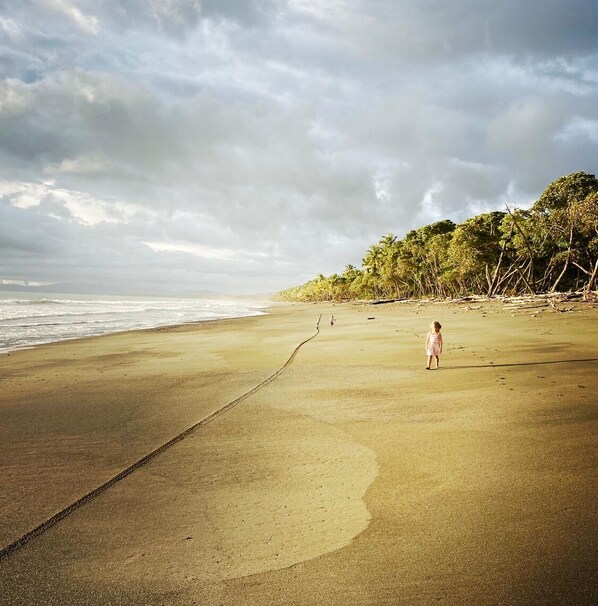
[425,321,443,369]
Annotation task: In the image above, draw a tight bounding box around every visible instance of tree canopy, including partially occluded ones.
[275,172,598,302]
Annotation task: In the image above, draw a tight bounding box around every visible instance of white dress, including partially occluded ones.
[426,332,441,356]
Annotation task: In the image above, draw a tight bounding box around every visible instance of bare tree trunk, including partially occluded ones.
[495,265,518,292]
[550,253,571,292]
[511,274,524,293]
[512,259,535,295]
[488,222,514,296]
[585,258,598,292]
[550,224,575,292]
[505,205,537,293]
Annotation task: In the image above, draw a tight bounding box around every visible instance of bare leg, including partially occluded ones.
[435,355,440,368]
[426,355,432,369]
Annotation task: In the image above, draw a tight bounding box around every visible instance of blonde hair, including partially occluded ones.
[432,321,442,331]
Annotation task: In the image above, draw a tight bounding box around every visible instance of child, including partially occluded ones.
[425,321,443,369]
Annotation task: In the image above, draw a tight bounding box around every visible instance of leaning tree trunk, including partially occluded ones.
[505,206,537,294]
[550,251,571,292]
[585,258,598,293]
[488,222,514,297]
[512,258,536,295]
[550,224,575,293]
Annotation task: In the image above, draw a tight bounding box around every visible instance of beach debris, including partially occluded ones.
[371,298,411,305]
[548,301,577,313]
[499,291,595,313]
[503,302,549,310]
[367,317,376,320]
[356,290,598,309]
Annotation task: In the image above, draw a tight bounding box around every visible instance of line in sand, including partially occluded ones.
[0,314,322,562]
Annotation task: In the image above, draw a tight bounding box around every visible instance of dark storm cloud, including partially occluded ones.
[360,0,598,59]
[0,0,597,293]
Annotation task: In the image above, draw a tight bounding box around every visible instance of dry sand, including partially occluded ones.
[0,300,597,605]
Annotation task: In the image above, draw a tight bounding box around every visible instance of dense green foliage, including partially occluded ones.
[276,172,598,302]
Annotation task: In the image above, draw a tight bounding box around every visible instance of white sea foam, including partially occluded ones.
[0,292,268,353]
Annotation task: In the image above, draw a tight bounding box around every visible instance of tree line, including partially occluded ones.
[275,172,598,302]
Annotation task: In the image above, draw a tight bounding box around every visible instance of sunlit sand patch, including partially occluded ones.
[53,404,378,586]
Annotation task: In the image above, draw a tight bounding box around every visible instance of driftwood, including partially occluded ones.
[503,303,549,310]
[352,290,597,308]
[549,301,576,313]
[486,290,598,313]
[371,299,404,305]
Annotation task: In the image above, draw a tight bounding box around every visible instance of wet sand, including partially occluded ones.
[0,300,597,605]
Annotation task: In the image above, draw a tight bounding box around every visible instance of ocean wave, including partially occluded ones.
[6,298,65,305]
[3,319,117,328]
[0,310,121,323]
[0,295,267,353]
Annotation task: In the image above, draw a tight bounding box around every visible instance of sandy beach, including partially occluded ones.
[0,299,597,605]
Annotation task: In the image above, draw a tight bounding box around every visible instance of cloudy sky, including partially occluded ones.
[1,0,597,294]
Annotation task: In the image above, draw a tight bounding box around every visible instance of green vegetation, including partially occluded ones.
[276,172,598,302]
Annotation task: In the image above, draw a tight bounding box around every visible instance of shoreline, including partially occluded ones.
[1,300,597,604]
[1,313,268,355]
[4,289,595,356]
[0,307,271,356]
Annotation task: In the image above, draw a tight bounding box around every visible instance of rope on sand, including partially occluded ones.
[0,315,322,562]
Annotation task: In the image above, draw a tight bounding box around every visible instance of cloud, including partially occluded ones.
[44,0,98,34]
[143,240,271,262]
[0,0,597,293]
[0,179,152,225]
[557,116,598,144]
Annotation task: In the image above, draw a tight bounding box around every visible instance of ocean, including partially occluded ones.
[0,292,268,353]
